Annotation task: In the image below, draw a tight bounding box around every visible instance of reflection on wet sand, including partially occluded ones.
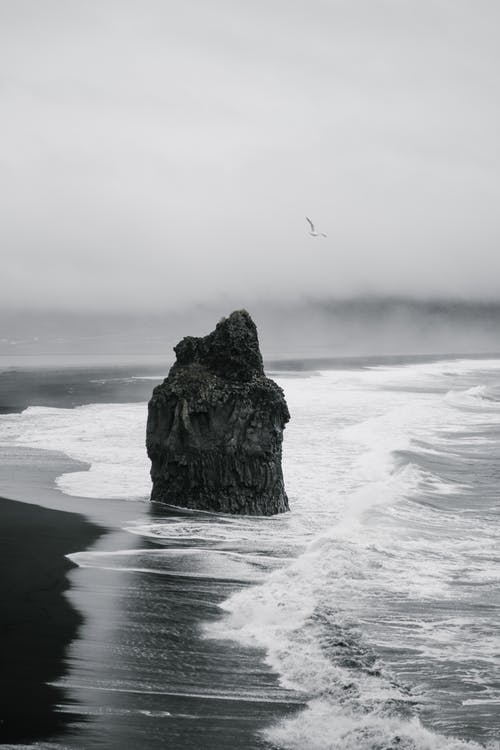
[60,509,301,750]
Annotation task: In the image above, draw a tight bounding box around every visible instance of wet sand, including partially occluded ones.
[0,496,103,745]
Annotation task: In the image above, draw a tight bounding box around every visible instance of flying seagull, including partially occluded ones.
[306,217,327,238]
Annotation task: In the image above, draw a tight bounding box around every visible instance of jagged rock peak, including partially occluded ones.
[173,309,264,381]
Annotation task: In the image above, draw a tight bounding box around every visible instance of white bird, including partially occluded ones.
[306,216,327,238]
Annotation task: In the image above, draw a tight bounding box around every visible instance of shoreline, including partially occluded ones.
[0,365,301,748]
[0,495,104,745]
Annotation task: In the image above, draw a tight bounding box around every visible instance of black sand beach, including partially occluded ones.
[0,496,103,744]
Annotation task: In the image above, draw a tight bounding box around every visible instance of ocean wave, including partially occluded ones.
[204,365,500,748]
[445,385,500,410]
[205,551,498,750]
[264,699,499,750]
[205,524,500,749]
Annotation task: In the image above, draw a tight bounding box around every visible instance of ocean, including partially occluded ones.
[1,355,499,749]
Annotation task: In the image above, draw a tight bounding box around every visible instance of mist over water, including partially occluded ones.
[2,298,500,362]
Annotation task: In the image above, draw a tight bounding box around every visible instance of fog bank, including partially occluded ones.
[2,298,500,363]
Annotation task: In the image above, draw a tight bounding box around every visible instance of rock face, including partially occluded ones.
[146,310,290,515]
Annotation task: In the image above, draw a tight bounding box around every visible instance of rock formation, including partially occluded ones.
[146,310,289,514]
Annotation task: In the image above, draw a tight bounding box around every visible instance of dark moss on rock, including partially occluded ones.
[146,310,290,515]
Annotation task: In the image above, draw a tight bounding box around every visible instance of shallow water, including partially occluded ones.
[1,356,500,749]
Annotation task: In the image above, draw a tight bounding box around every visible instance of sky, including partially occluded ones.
[2,0,500,311]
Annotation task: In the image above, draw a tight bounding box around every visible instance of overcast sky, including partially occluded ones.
[2,0,500,311]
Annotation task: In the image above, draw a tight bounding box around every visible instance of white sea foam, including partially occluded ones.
[445,384,500,411]
[265,700,497,750]
[89,375,164,383]
[0,403,150,499]
[54,681,300,703]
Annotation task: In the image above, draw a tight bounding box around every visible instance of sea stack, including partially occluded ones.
[146,310,290,515]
